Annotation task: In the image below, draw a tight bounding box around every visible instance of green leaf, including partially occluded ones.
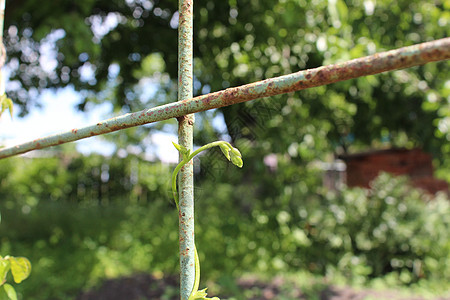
[9,257,31,284]
[5,98,13,119]
[230,147,242,158]
[2,284,17,300]
[195,288,208,298]
[336,0,348,24]
[191,287,220,300]
[0,94,5,116]
[172,142,190,161]
[181,148,191,161]
[0,94,13,120]
[0,286,9,300]
[230,147,243,168]
[219,144,231,161]
[230,155,243,168]
[172,142,183,152]
[0,258,10,285]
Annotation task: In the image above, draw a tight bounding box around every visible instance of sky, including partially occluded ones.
[0,86,181,163]
[0,84,229,164]
[0,15,227,163]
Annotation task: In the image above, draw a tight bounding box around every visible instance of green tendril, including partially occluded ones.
[171,141,243,300]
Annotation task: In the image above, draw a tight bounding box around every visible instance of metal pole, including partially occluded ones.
[0,0,5,41]
[1,0,7,82]
[0,38,449,159]
[177,0,195,299]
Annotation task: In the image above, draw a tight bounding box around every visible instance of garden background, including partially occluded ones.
[0,0,449,299]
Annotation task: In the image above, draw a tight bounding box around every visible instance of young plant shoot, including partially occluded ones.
[171,141,243,300]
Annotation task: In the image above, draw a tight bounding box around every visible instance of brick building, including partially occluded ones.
[338,148,448,195]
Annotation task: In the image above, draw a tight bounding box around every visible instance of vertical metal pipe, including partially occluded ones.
[177,0,195,299]
[0,0,5,40]
[0,0,7,96]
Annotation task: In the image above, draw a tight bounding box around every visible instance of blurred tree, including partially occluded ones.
[2,3,449,295]
[3,0,450,172]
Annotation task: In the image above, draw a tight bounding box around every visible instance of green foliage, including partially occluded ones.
[0,153,448,299]
[0,70,13,120]
[0,284,17,300]
[0,94,13,120]
[0,152,173,209]
[0,153,175,299]
[0,214,32,300]
[0,257,31,285]
[1,2,449,299]
[314,174,450,283]
[4,0,449,170]
[193,171,449,286]
[0,201,179,299]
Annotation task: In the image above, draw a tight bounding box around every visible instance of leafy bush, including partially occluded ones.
[0,154,173,208]
[0,202,179,300]
[195,172,449,286]
[312,173,449,283]
[0,153,448,298]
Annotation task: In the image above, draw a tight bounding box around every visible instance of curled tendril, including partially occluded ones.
[171,141,243,300]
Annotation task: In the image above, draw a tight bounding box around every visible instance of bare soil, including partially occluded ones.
[76,273,449,300]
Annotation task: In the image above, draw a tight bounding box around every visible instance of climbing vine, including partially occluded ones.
[171,141,243,300]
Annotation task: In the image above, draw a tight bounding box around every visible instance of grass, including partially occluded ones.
[0,200,448,299]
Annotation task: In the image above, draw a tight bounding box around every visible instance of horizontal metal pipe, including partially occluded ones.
[0,37,449,159]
